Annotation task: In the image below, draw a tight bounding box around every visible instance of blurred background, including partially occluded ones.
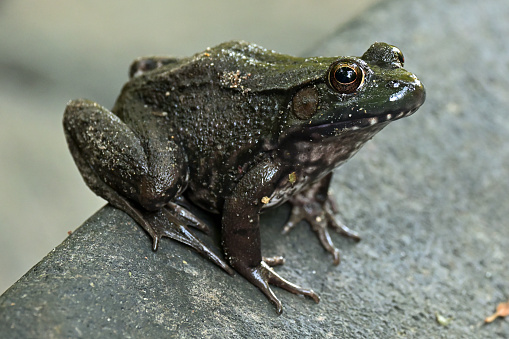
[0,0,382,294]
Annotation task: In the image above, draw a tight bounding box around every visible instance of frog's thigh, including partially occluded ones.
[63,99,187,210]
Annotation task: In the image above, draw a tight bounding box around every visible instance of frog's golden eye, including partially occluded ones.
[393,47,404,66]
[327,61,364,94]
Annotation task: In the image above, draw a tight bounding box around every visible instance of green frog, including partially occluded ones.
[63,41,425,314]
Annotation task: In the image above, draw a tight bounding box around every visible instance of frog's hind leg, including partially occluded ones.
[63,99,232,274]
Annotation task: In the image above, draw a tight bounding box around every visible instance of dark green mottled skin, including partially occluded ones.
[64,41,425,313]
[112,44,338,212]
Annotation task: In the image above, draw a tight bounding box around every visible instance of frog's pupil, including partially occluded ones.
[335,67,356,84]
[398,53,404,65]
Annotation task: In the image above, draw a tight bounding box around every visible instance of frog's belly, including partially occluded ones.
[260,167,338,210]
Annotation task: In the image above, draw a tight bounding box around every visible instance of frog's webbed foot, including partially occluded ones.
[109,195,233,275]
[138,206,234,275]
[166,199,210,234]
[282,174,360,265]
[237,260,320,314]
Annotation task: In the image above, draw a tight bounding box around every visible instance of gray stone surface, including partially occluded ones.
[2,0,509,337]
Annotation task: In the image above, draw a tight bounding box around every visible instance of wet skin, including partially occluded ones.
[63,41,425,314]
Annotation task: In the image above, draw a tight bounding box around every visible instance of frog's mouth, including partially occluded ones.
[311,75,426,135]
[309,107,420,137]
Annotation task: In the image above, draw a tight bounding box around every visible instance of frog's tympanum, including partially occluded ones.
[64,41,425,313]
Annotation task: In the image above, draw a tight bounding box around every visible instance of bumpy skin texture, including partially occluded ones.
[63,41,425,313]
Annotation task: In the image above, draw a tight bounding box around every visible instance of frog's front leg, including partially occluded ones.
[282,172,361,265]
[222,159,320,314]
[63,99,232,274]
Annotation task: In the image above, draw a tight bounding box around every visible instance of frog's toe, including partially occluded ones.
[281,205,305,234]
[236,261,319,314]
[309,219,342,265]
[325,201,361,242]
[326,215,361,242]
[262,256,286,267]
[262,261,320,304]
[166,201,211,234]
[144,208,234,275]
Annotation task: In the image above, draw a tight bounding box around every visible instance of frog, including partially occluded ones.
[63,40,425,314]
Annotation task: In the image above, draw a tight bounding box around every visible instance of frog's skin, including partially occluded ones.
[63,41,425,314]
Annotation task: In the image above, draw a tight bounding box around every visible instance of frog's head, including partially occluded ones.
[282,42,425,140]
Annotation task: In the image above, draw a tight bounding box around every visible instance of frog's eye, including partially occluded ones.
[392,47,404,66]
[327,61,364,94]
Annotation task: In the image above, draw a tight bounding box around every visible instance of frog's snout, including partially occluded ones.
[390,75,425,113]
[409,77,426,110]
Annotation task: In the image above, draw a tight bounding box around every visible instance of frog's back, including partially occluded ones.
[112,41,320,209]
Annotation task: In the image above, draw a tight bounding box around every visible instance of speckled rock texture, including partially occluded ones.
[2,0,509,337]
